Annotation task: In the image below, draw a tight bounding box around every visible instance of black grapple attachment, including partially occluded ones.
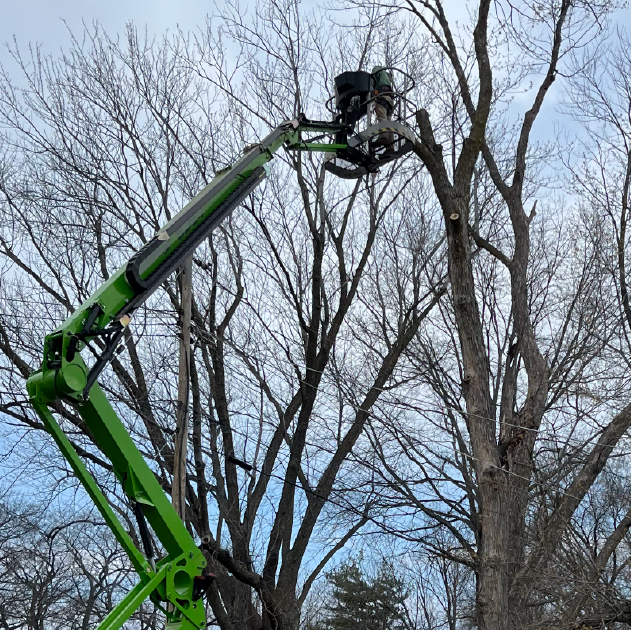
[325,67,416,179]
[334,71,373,127]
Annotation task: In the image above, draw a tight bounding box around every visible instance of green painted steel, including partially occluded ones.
[97,567,167,630]
[78,384,204,560]
[29,399,151,578]
[25,119,352,629]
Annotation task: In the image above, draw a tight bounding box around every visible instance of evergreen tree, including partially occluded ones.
[371,562,411,629]
[321,557,409,629]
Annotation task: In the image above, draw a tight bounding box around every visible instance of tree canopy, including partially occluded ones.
[1,0,631,628]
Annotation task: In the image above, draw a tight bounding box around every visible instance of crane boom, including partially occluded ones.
[25,118,351,629]
[25,74,415,627]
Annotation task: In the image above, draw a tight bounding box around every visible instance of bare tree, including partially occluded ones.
[0,4,443,628]
[0,498,156,629]
[332,0,631,628]
[548,30,631,626]
[3,1,631,628]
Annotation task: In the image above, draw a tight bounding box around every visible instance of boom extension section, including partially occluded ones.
[26,74,416,628]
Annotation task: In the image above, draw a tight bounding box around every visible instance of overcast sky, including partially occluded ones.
[0,1,628,152]
[0,0,215,57]
[2,0,628,64]
[0,0,474,62]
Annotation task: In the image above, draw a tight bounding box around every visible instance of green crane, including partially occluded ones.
[25,70,415,629]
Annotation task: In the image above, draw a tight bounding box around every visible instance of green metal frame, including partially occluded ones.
[25,118,351,629]
[293,142,348,151]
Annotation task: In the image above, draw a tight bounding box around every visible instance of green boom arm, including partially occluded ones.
[25,118,347,629]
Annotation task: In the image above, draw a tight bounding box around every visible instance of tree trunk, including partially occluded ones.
[448,197,510,630]
[477,474,510,629]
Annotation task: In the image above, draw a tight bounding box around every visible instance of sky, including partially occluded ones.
[0,0,215,57]
[0,0,464,63]
[1,0,628,67]
[1,0,630,611]
[2,0,628,144]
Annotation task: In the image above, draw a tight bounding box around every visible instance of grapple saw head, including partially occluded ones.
[325,67,416,179]
[285,67,416,179]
